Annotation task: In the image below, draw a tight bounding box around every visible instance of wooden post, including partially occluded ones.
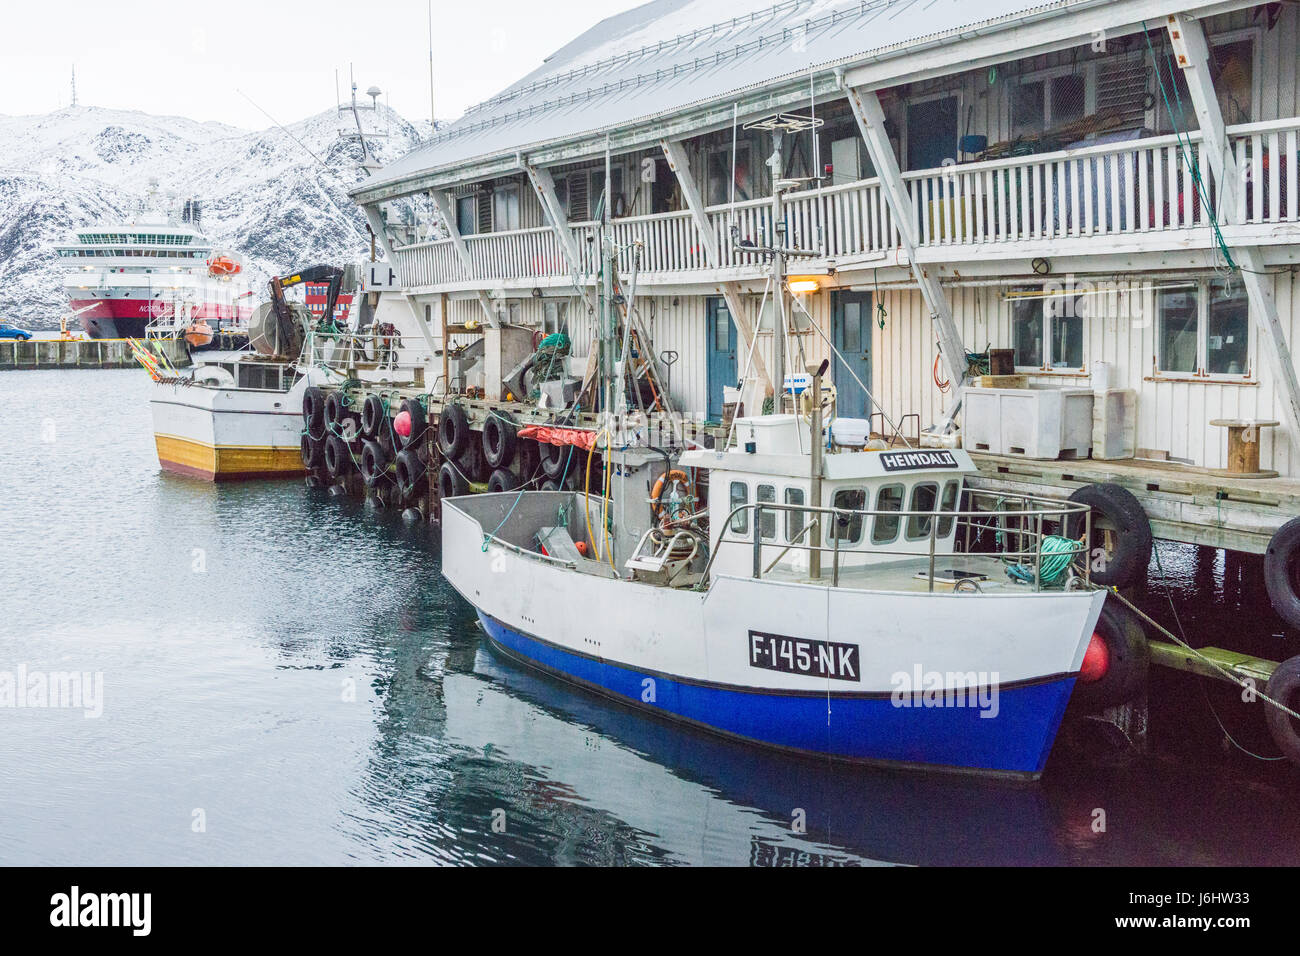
[1167,13,1300,445]
[845,84,970,427]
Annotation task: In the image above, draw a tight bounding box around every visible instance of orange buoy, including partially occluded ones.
[1078,632,1110,683]
[575,540,588,556]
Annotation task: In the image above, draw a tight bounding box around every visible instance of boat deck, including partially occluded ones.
[755,553,1070,595]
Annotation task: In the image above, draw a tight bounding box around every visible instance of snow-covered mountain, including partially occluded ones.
[0,103,430,327]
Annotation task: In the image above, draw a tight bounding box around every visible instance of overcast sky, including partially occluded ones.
[1,0,648,129]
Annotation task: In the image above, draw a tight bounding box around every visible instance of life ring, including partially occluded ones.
[437,460,469,500]
[395,447,427,497]
[324,433,353,478]
[437,403,469,459]
[1263,655,1300,766]
[651,469,695,526]
[1069,596,1150,713]
[1063,483,1152,588]
[482,411,518,470]
[300,433,324,470]
[398,398,427,448]
[1264,517,1300,630]
[362,394,387,439]
[488,468,520,493]
[360,439,390,487]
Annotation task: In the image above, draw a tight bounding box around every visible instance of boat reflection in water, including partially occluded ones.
[442,644,1066,867]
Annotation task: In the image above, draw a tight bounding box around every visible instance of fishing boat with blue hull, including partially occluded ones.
[441,420,1106,778]
[441,156,1106,778]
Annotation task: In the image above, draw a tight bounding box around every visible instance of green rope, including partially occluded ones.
[1141,22,1238,271]
[1005,534,1081,586]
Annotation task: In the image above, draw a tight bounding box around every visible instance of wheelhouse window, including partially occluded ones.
[906,482,940,541]
[784,487,806,544]
[937,481,960,538]
[756,484,777,541]
[828,488,866,546]
[729,482,749,535]
[871,484,904,545]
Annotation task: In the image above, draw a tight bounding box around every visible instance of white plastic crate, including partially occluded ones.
[962,386,1094,460]
[1092,388,1137,460]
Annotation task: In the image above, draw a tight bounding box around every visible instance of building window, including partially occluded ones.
[707,141,755,206]
[492,186,520,232]
[456,195,477,236]
[542,300,566,335]
[1011,289,1085,370]
[1157,279,1251,378]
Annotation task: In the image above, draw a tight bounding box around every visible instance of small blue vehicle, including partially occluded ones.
[0,323,33,340]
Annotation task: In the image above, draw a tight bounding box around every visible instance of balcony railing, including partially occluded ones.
[391,118,1300,290]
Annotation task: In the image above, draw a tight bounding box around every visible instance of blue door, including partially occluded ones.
[706,297,737,421]
[832,291,872,419]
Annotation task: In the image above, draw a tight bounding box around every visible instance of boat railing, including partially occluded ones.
[703,490,1094,593]
[302,329,405,372]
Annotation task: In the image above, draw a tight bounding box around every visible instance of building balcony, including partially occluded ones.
[392,118,1300,294]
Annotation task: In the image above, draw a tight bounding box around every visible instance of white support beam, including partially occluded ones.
[522,163,594,315]
[1167,12,1300,442]
[845,84,969,422]
[661,137,770,396]
[428,190,499,328]
[361,204,442,362]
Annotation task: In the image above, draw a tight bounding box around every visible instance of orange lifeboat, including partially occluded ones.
[184,320,214,347]
[206,254,242,277]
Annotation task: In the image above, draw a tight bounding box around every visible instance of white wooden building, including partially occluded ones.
[352,0,1300,478]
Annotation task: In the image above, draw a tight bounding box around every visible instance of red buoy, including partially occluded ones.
[393,409,412,438]
[1079,632,1110,683]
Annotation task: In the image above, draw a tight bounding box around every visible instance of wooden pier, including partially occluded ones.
[967,452,1300,555]
[0,337,189,371]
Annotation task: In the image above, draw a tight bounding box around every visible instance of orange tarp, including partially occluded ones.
[517,425,598,451]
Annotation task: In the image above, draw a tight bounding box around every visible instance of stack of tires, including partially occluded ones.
[300,386,330,487]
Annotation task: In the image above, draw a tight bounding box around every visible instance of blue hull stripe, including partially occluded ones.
[478,613,1076,777]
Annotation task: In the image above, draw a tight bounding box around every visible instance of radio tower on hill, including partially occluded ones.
[71,65,78,108]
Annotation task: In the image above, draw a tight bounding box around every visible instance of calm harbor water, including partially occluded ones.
[2,368,1299,866]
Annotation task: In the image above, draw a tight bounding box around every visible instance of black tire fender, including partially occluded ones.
[324,433,352,478]
[488,468,520,493]
[398,398,427,448]
[482,412,518,470]
[360,439,390,487]
[1263,655,1300,767]
[437,460,470,500]
[437,403,469,459]
[361,394,387,439]
[395,447,426,496]
[300,433,324,469]
[540,440,570,479]
[302,386,326,437]
[1064,483,1152,588]
[1264,517,1300,630]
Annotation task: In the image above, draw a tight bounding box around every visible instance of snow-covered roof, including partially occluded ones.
[361,0,1100,196]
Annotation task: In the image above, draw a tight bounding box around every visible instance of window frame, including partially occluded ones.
[1010,287,1087,373]
[1154,278,1253,381]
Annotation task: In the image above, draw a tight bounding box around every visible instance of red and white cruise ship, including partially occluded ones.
[58,200,254,340]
